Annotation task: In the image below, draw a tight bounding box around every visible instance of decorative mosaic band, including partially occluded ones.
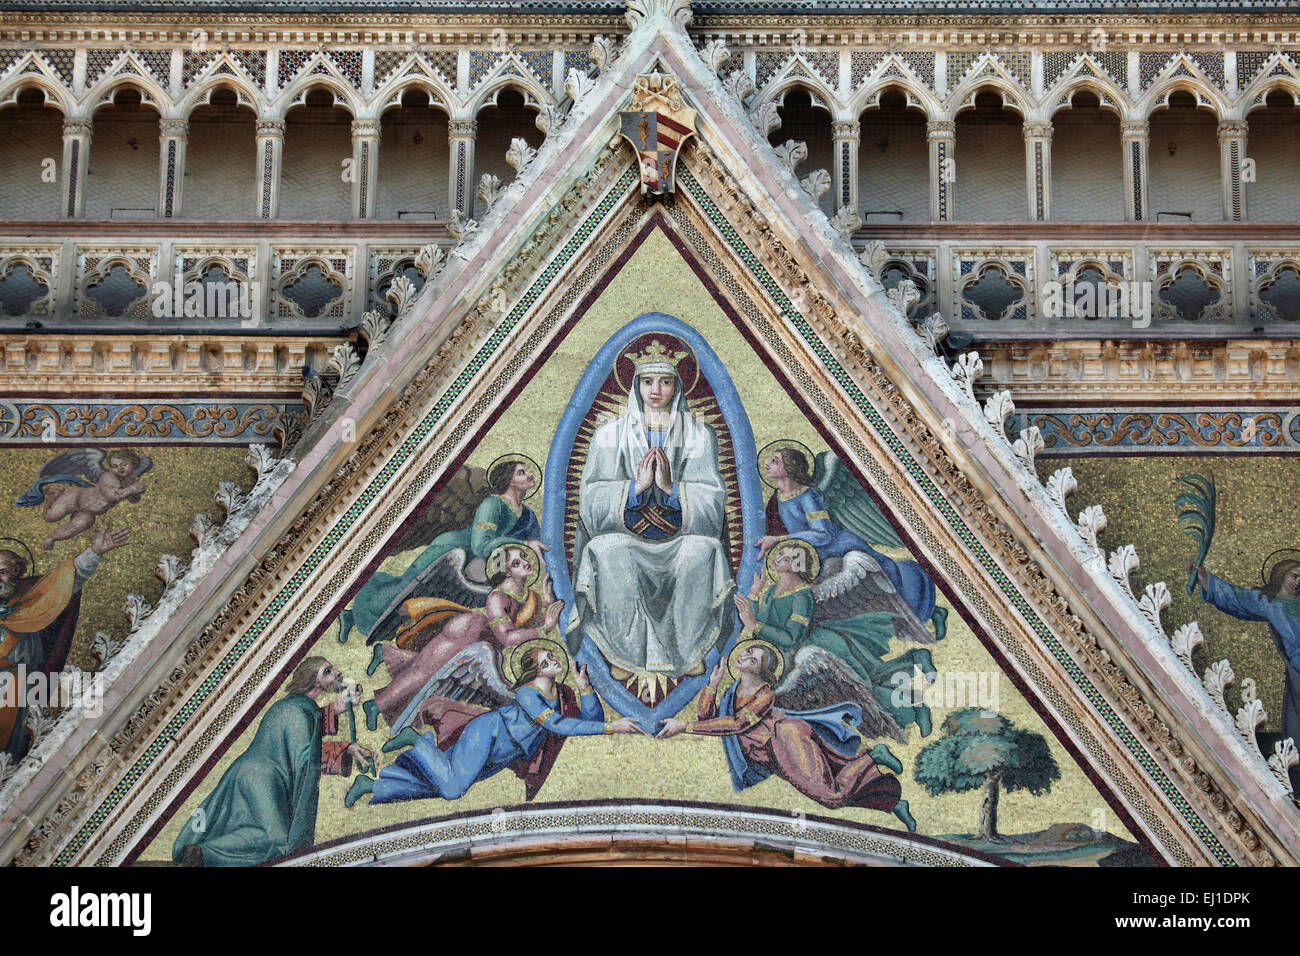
[0,400,302,444]
[163,140,177,219]
[455,141,467,214]
[1025,407,1300,454]
[840,141,851,208]
[1033,141,1045,221]
[1130,140,1144,221]
[936,139,950,221]
[359,141,370,220]
[260,141,274,220]
[66,140,79,219]
[1228,139,1243,222]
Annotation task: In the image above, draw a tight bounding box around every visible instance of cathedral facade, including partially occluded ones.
[0,0,1296,868]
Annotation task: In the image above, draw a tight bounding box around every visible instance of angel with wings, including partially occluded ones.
[656,639,918,832]
[756,445,947,644]
[345,639,641,809]
[16,448,151,550]
[361,543,563,733]
[731,536,937,737]
[337,457,546,645]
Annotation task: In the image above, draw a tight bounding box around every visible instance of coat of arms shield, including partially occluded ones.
[617,72,697,194]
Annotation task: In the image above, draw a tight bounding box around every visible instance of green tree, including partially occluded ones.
[913,708,1060,841]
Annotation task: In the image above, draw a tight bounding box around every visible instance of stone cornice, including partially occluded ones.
[852,223,1300,241]
[0,9,1295,38]
[0,334,345,394]
[0,221,452,239]
[974,338,1300,402]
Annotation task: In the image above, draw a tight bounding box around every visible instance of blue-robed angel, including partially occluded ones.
[1193,558,1300,746]
[345,640,641,808]
[757,446,945,643]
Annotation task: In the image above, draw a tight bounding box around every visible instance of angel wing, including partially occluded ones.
[391,464,490,554]
[130,454,154,478]
[36,448,106,482]
[814,452,903,550]
[366,547,493,646]
[389,641,513,734]
[774,645,906,743]
[814,551,936,644]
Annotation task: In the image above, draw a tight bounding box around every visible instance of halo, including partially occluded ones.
[1261,549,1300,586]
[0,537,36,577]
[756,439,816,491]
[486,453,544,502]
[763,536,821,583]
[614,332,700,395]
[506,637,570,687]
[487,543,542,591]
[727,638,786,684]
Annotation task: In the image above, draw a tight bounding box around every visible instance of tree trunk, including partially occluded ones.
[975,771,1003,841]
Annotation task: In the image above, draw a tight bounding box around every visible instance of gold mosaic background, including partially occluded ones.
[143,232,1145,863]
[1037,454,1300,732]
[0,445,256,672]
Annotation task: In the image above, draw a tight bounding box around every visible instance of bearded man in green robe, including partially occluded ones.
[172,656,373,866]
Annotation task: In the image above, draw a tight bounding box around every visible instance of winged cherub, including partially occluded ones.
[16,448,152,550]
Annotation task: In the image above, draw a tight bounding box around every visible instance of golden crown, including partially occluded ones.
[625,338,687,370]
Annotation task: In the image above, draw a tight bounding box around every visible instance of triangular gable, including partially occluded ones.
[10,0,1298,869]
[137,219,1162,867]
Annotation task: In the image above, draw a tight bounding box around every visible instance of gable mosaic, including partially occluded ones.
[141,232,1155,867]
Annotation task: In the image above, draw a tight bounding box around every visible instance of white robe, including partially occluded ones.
[566,377,735,675]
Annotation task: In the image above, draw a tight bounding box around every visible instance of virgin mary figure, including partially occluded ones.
[565,338,735,683]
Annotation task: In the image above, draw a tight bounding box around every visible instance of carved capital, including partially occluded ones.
[926,120,956,140]
[831,120,861,140]
[255,119,286,138]
[1120,120,1150,139]
[350,119,382,139]
[62,118,92,138]
[448,119,478,138]
[1217,120,1249,141]
[1022,120,1053,141]
[160,118,189,138]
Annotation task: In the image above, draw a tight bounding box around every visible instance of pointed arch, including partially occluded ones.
[754,71,837,115]
[471,77,548,218]
[178,70,263,118]
[856,81,933,222]
[1049,74,1127,119]
[1145,75,1225,222]
[1240,75,1300,220]
[1050,78,1127,221]
[1242,72,1300,114]
[1142,74,1227,120]
[949,72,1030,119]
[376,72,456,118]
[278,71,361,121]
[185,74,261,220]
[87,71,167,115]
[852,75,939,122]
[465,65,554,117]
[376,75,453,221]
[0,69,71,114]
